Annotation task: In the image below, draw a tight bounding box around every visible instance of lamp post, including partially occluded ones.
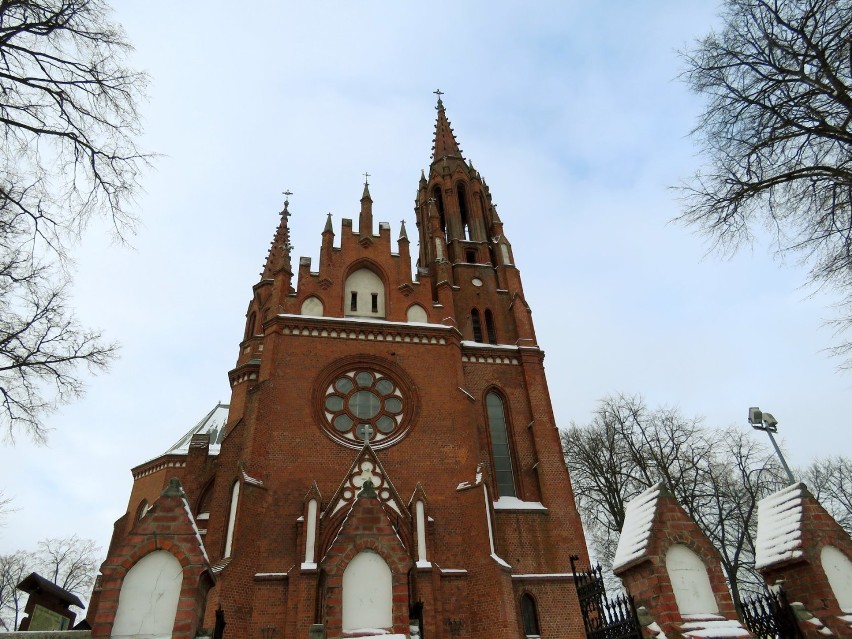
[748,407,796,484]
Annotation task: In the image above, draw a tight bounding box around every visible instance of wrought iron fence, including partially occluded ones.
[570,556,643,639]
[741,588,803,639]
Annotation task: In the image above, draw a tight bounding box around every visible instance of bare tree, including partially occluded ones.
[678,0,852,359]
[562,394,786,608]
[35,535,100,597]
[800,455,852,534]
[0,0,150,441]
[0,550,34,630]
[0,535,100,630]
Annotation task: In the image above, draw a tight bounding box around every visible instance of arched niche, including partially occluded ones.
[342,550,393,632]
[345,268,385,318]
[111,550,183,638]
[301,296,324,317]
[407,304,428,323]
[821,545,852,612]
[665,544,718,615]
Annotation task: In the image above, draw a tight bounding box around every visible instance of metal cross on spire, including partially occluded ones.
[434,88,444,108]
[363,171,370,185]
[282,189,293,216]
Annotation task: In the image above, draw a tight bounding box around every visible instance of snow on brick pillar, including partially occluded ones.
[755,482,852,636]
[612,483,749,639]
[88,478,214,639]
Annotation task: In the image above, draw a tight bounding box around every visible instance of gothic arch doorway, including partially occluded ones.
[342,550,393,632]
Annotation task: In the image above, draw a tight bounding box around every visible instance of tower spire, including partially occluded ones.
[262,191,293,279]
[431,90,463,163]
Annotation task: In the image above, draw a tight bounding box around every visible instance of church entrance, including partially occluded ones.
[342,550,393,633]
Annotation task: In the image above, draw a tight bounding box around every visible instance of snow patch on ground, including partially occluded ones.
[680,619,750,638]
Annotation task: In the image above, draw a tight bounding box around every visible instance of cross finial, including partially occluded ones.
[356,423,374,446]
[363,171,370,185]
[281,189,293,216]
[434,89,444,108]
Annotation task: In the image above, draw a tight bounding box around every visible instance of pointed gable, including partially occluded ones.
[324,444,409,519]
[90,478,213,639]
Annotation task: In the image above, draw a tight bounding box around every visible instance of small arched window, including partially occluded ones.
[521,593,540,637]
[136,499,149,520]
[821,545,852,612]
[665,544,718,614]
[301,296,324,317]
[407,304,428,323]
[471,309,483,343]
[486,392,516,497]
[485,309,497,344]
[224,481,240,557]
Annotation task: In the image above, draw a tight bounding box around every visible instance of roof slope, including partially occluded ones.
[613,482,663,572]
[163,402,230,456]
[755,482,804,570]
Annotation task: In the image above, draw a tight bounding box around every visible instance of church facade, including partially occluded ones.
[86,98,590,639]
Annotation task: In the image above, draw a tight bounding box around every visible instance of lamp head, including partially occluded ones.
[748,407,763,426]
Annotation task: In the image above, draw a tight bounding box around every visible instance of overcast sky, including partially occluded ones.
[1,1,849,568]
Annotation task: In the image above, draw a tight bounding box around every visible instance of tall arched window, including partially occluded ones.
[431,186,446,234]
[485,309,497,344]
[486,392,516,497]
[471,309,483,343]
[224,481,240,557]
[457,182,470,240]
[521,593,540,637]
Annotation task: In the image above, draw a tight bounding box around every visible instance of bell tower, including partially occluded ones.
[87,95,590,639]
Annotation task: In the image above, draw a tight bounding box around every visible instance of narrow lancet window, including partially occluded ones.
[521,594,540,636]
[485,309,497,344]
[245,312,256,340]
[432,186,446,234]
[457,182,470,240]
[486,392,516,497]
[350,292,358,312]
[471,309,483,343]
[224,481,240,557]
[371,293,378,313]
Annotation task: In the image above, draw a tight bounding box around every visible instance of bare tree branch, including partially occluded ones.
[0,0,150,441]
[677,0,852,363]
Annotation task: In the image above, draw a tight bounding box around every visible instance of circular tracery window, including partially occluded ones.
[322,369,407,448]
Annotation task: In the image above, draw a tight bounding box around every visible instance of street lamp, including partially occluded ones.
[748,407,796,484]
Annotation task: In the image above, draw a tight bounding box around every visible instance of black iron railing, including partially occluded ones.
[741,588,803,639]
[570,556,642,639]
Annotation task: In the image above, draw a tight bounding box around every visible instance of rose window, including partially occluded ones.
[322,370,407,448]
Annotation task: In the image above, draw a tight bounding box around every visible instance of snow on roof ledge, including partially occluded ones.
[755,482,805,570]
[613,482,664,572]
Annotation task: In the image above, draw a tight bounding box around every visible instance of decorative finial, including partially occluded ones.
[356,423,374,446]
[434,88,444,108]
[282,189,293,216]
[363,171,370,186]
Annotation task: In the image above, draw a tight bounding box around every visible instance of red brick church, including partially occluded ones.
[85,97,590,639]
